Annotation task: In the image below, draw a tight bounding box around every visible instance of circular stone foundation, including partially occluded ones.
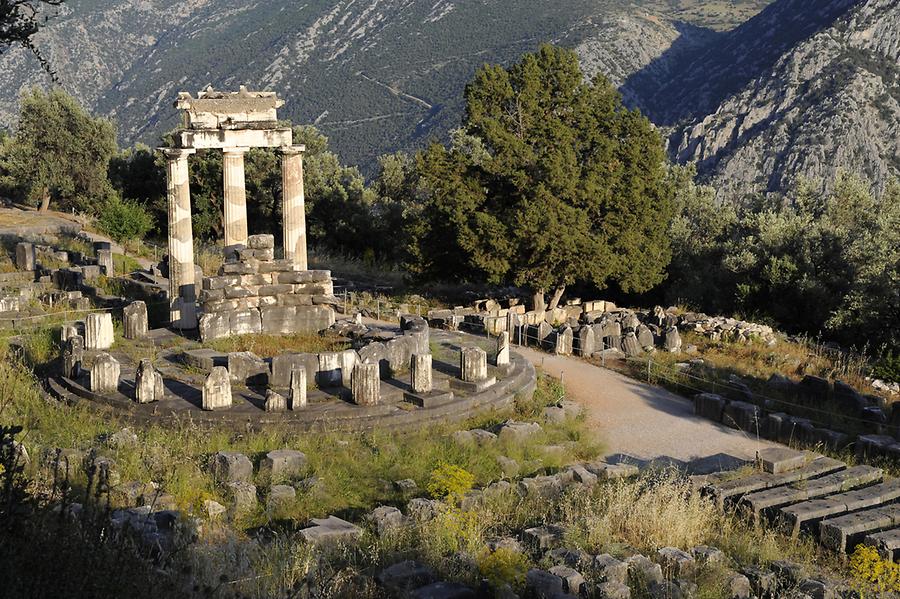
[46,324,537,432]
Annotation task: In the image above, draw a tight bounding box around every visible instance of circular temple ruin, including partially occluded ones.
[42,88,536,431]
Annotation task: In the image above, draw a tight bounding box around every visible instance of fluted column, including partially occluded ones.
[281,145,307,268]
[162,148,198,329]
[223,147,249,254]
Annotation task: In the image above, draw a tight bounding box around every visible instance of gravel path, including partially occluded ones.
[516,346,781,471]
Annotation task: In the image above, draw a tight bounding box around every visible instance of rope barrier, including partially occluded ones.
[495,324,885,432]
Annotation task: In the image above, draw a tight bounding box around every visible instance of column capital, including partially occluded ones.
[279,144,306,156]
[222,146,250,156]
[158,147,196,160]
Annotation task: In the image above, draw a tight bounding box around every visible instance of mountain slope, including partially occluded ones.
[623,0,862,124]
[671,0,900,199]
[1,0,896,199]
[0,0,763,169]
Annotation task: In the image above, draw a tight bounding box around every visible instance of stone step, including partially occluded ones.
[758,447,807,474]
[740,465,883,520]
[820,503,900,553]
[778,479,900,538]
[705,456,846,509]
[864,528,900,561]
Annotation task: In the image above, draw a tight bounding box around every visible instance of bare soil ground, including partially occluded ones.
[516,346,782,471]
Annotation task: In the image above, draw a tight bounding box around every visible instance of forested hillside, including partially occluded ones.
[0,0,767,170]
[0,0,897,197]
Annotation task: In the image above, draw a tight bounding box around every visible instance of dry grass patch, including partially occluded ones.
[561,470,719,554]
[194,243,225,276]
[557,469,835,573]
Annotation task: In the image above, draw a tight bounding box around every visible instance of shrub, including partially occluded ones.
[477,547,529,591]
[97,193,154,243]
[872,352,900,383]
[418,505,483,559]
[427,463,475,501]
[849,544,900,595]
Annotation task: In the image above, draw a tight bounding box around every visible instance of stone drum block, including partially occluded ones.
[260,449,307,482]
[63,334,83,378]
[351,362,380,406]
[96,249,114,277]
[85,312,114,350]
[410,353,433,394]
[135,358,164,403]
[15,242,35,270]
[575,326,595,357]
[495,332,510,367]
[664,326,682,353]
[317,351,343,387]
[265,389,287,412]
[339,349,358,387]
[460,347,487,382]
[621,331,641,357]
[202,366,232,410]
[228,351,269,386]
[290,366,307,409]
[90,353,120,393]
[554,327,573,356]
[123,301,148,340]
[211,451,253,484]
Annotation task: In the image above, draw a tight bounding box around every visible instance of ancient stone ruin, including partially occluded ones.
[198,233,334,342]
[161,86,308,329]
[28,89,537,436]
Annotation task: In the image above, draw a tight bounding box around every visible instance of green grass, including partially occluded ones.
[208,333,349,357]
[0,316,858,598]
[0,342,600,527]
[0,335,856,599]
[112,253,142,274]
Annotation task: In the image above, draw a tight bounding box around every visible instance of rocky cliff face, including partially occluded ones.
[671,0,900,199]
[624,0,863,124]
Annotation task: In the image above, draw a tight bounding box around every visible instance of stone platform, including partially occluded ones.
[699,446,900,558]
[45,328,536,433]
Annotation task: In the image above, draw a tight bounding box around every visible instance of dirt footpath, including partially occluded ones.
[516,347,781,470]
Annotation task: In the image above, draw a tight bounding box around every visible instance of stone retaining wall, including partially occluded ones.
[692,390,900,461]
[198,234,335,341]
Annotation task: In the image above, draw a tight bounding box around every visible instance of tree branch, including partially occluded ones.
[0,0,64,80]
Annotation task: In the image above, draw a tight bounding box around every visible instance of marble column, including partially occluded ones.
[223,147,249,254]
[162,148,198,329]
[280,145,307,268]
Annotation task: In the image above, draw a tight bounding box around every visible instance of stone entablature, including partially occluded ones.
[173,86,291,150]
[198,235,335,342]
[175,86,283,130]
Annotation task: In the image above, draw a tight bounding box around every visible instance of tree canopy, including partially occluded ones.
[665,170,900,352]
[2,87,116,211]
[405,44,673,308]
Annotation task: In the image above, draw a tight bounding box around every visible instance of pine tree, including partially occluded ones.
[409,44,674,308]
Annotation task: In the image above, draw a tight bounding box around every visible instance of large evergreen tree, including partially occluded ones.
[407,44,673,308]
[4,88,116,211]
